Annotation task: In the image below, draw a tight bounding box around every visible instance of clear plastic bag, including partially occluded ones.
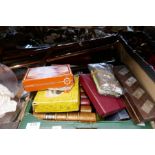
[0,64,20,123]
[0,64,18,96]
[88,63,123,97]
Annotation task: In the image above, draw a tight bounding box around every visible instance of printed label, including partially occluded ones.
[118,67,129,76]
[26,122,41,129]
[45,114,55,120]
[52,126,62,129]
[64,78,71,85]
[137,122,146,127]
[141,100,154,114]
[125,77,137,87]
[132,87,145,100]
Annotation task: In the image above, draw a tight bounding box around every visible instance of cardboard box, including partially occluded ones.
[22,64,74,92]
[32,76,80,113]
[18,99,152,129]
[19,35,155,129]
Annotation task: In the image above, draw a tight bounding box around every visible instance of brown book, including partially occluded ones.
[80,86,91,105]
[114,66,155,122]
[122,95,143,123]
[80,105,92,113]
[33,112,96,122]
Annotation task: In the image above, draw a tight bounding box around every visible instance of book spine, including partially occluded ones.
[81,98,90,106]
[33,112,96,122]
[80,85,91,105]
[81,92,88,99]
[80,105,92,113]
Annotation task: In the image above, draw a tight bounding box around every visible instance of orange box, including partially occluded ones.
[22,64,74,92]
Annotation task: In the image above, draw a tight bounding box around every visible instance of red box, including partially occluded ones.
[80,74,125,117]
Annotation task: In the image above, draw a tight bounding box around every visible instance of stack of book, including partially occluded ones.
[22,64,96,122]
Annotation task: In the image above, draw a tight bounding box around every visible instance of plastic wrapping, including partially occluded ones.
[0,64,21,124]
[88,63,123,97]
[0,84,17,117]
[0,64,18,96]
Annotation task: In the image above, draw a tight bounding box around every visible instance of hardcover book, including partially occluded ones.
[33,112,96,122]
[81,98,90,106]
[80,86,90,105]
[80,105,92,113]
[80,74,125,117]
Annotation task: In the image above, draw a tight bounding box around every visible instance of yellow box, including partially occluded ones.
[32,76,80,112]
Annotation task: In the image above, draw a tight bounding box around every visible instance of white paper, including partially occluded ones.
[26,122,41,129]
[52,126,62,129]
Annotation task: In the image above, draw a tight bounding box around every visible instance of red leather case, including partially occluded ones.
[80,74,125,117]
